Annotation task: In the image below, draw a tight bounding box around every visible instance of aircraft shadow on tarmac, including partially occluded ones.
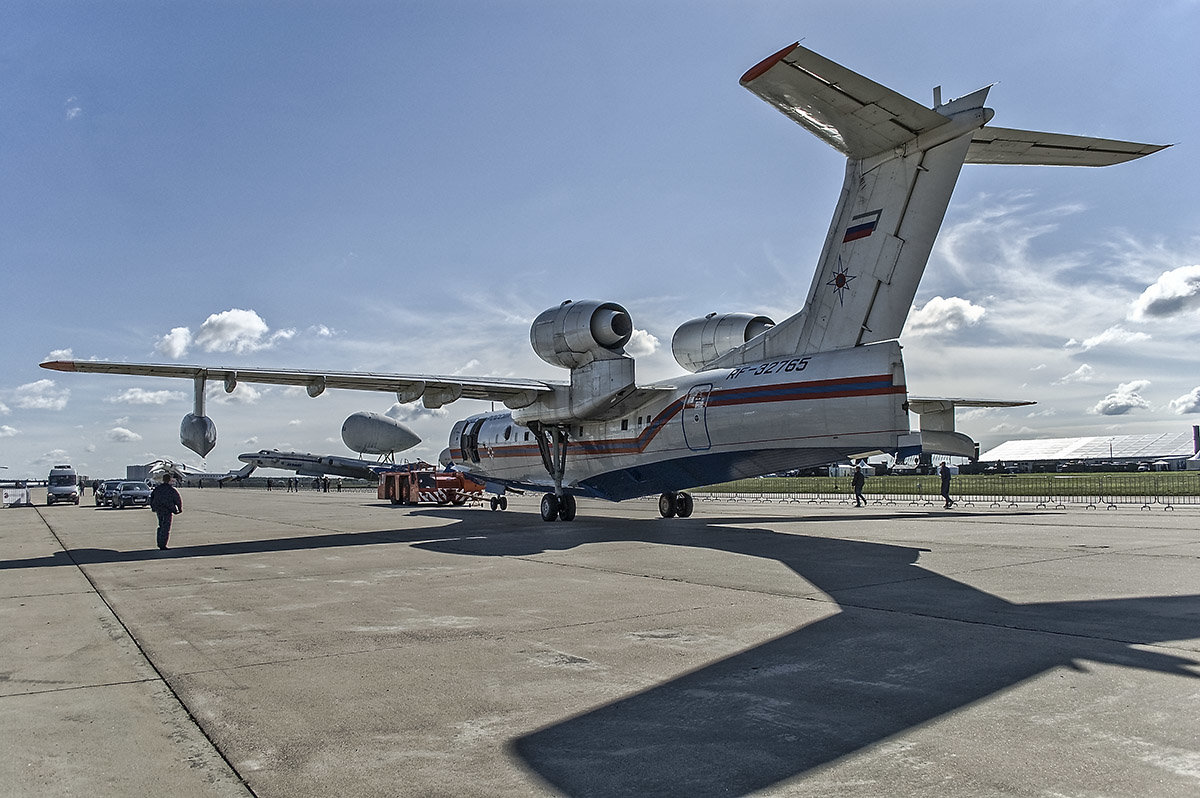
[410,514,1200,798]
[9,509,1199,796]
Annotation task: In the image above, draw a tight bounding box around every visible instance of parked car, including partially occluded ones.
[95,479,123,506]
[112,481,152,509]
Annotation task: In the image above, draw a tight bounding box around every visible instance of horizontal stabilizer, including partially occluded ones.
[909,398,1034,458]
[967,126,1169,166]
[908,398,1035,415]
[740,42,953,159]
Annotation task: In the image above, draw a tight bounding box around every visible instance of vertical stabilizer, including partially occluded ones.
[714,42,1166,366]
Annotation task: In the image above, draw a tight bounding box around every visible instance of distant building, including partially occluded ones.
[978,427,1200,472]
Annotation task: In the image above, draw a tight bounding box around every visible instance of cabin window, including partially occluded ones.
[504,426,512,441]
[621,419,628,431]
[524,431,530,441]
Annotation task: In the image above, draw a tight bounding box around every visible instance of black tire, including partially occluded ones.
[498,496,508,511]
[658,492,677,518]
[558,494,577,521]
[676,492,694,518]
[540,494,560,522]
[490,497,499,511]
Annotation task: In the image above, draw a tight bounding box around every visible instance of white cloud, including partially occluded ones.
[0,425,18,437]
[193,308,292,354]
[1128,264,1200,321]
[385,402,448,422]
[1090,380,1151,416]
[13,379,69,411]
[207,383,264,405]
[65,97,82,120]
[1065,325,1151,351]
[0,401,9,415]
[155,327,193,359]
[288,419,303,426]
[33,449,71,467]
[1168,387,1200,415]
[105,388,187,405]
[107,427,143,442]
[47,348,73,361]
[904,296,986,337]
[626,328,661,357]
[1054,364,1094,385]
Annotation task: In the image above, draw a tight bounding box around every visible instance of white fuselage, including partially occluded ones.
[448,341,911,501]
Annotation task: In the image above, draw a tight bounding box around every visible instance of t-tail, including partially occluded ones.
[714,42,1167,365]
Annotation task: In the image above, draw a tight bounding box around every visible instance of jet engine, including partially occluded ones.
[341,411,421,455]
[530,300,633,369]
[671,312,775,372]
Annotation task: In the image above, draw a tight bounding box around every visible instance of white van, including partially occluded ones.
[46,465,79,505]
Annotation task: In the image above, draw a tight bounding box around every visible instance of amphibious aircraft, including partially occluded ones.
[238,449,401,481]
[41,42,1165,521]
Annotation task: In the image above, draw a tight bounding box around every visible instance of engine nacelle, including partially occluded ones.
[530,300,633,369]
[180,413,217,458]
[671,312,775,372]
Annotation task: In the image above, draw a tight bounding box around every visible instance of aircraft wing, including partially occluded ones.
[966,126,1169,166]
[40,360,560,410]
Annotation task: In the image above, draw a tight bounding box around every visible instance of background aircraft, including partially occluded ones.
[40,42,1164,521]
[238,449,398,481]
[143,458,254,485]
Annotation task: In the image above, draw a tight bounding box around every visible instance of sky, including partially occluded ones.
[2,1,1198,480]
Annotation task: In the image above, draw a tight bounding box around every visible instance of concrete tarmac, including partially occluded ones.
[2,486,1199,797]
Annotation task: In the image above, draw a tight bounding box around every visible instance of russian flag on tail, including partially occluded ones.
[843,209,882,243]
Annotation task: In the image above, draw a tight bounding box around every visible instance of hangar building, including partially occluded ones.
[977,427,1200,472]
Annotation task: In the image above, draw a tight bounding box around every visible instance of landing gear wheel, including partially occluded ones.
[490,496,500,511]
[658,492,678,518]
[558,494,577,522]
[676,492,694,518]
[498,496,508,511]
[540,493,560,522]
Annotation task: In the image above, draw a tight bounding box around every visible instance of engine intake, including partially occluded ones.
[672,312,775,372]
[530,300,633,369]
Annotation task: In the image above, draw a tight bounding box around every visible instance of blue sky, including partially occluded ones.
[2,1,1198,479]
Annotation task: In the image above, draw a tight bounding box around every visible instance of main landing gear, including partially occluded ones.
[530,421,579,522]
[540,492,577,522]
[658,491,694,518]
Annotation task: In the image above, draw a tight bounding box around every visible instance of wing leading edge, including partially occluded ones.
[40,360,559,410]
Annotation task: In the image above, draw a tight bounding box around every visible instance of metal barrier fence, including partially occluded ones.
[692,473,1200,511]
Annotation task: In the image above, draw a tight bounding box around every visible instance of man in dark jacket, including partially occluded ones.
[852,465,866,507]
[940,462,955,509]
[150,473,183,550]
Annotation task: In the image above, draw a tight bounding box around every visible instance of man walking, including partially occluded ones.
[939,462,955,509]
[852,465,867,507]
[150,473,183,550]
